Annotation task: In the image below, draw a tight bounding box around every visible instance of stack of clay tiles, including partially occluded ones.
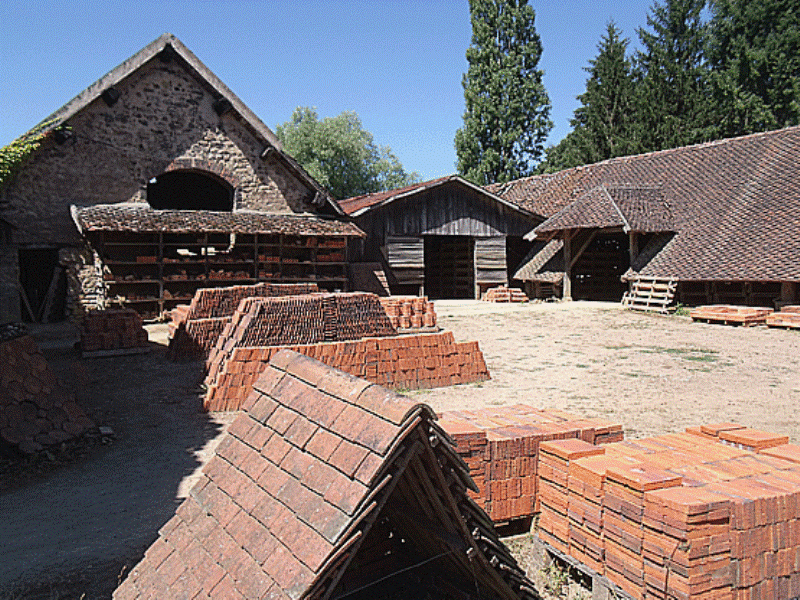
[536,423,800,600]
[204,332,489,411]
[766,305,800,329]
[167,283,319,360]
[80,308,149,355]
[690,305,773,326]
[437,405,623,523]
[482,286,529,303]
[114,350,536,600]
[379,296,437,329]
[1,324,94,454]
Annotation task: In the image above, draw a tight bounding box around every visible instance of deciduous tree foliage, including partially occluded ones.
[276,107,419,200]
[540,23,638,172]
[706,0,800,137]
[455,0,552,185]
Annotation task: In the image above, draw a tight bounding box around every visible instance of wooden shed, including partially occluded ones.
[340,176,541,299]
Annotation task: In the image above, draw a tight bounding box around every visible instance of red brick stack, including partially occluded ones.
[690,305,773,326]
[438,405,623,523]
[203,331,490,411]
[534,425,800,600]
[81,309,149,354]
[766,305,800,329]
[481,286,529,302]
[167,282,319,360]
[379,296,437,329]
[0,331,94,453]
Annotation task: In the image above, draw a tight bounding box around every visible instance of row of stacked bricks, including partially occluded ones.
[536,424,800,600]
[167,283,319,360]
[481,286,529,303]
[81,308,148,352]
[437,405,623,523]
[1,331,94,454]
[203,331,490,412]
[379,296,436,329]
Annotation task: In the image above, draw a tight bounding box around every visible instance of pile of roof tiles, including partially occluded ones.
[0,328,94,453]
[481,286,530,303]
[167,282,319,360]
[766,305,800,330]
[379,296,437,329]
[690,305,773,327]
[437,405,623,523]
[204,331,490,412]
[80,308,149,355]
[536,423,800,600]
[114,350,536,600]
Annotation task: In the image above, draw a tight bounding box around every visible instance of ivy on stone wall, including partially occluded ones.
[0,120,57,188]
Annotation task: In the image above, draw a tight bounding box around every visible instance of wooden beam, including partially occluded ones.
[563,230,573,300]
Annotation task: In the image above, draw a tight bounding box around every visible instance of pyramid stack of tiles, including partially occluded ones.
[203,292,489,411]
[437,405,623,523]
[379,296,437,329]
[481,286,529,302]
[167,282,319,360]
[536,423,800,600]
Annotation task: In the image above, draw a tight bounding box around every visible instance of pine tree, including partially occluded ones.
[539,23,638,172]
[635,0,710,151]
[455,0,552,185]
[706,0,800,138]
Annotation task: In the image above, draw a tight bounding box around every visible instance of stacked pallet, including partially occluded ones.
[167,282,319,360]
[621,277,677,314]
[379,296,437,329]
[0,331,94,453]
[482,286,529,303]
[536,425,800,600]
[203,331,490,411]
[81,309,149,355]
[690,305,773,326]
[766,305,800,330]
[437,405,623,523]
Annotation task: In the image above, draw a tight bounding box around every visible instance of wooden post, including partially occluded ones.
[629,231,638,264]
[563,230,572,301]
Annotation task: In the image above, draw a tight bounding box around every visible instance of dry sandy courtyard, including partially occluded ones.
[422,300,800,443]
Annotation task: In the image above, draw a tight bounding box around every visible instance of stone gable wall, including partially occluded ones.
[1,57,313,248]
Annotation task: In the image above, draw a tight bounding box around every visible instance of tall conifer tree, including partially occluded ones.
[635,0,709,151]
[455,0,552,185]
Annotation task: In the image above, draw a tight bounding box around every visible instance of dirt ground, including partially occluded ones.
[1,300,798,599]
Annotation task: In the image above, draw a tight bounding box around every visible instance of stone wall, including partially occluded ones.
[0,247,19,324]
[62,245,104,322]
[0,58,315,248]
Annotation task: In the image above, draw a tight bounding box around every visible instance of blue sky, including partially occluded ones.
[1,1,652,182]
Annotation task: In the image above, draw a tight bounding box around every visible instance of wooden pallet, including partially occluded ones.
[621,277,677,314]
[766,306,800,329]
[689,305,773,326]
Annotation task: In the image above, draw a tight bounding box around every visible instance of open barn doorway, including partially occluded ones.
[572,232,629,301]
[18,248,66,322]
[424,236,474,299]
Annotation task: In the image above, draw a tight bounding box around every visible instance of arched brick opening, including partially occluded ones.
[147,169,234,211]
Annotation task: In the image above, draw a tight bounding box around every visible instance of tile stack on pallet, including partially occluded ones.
[689,305,773,326]
[536,425,800,600]
[167,282,319,360]
[766,305,800,330]
[80,309,149,355]
[379,296,437,329]
[481,286,529,302]
[437,405,623,523]
[0,327,94,454]
[203,331,490,411]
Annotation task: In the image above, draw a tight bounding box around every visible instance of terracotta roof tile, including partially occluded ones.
[115,350,536,600]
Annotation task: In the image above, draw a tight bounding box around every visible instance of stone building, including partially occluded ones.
[0,34,362,323]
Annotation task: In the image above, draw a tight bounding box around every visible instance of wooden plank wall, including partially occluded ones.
[386,236,424,284]
[475,236,507,286]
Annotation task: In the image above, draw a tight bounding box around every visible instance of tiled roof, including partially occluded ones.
[115,350,535,600]
[71,204,365,237]
[513,240,564,282]
[493,126,800,282]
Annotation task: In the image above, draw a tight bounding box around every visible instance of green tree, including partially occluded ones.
[455,0,552,185]
[539,23,638,172]
[706,0,800,138]
[635,0,710,151]
[275,107,419,200]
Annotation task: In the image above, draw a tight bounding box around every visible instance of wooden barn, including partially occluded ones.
[490,127,800,307]
[0,34,362,323]
[340,176,541,299]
